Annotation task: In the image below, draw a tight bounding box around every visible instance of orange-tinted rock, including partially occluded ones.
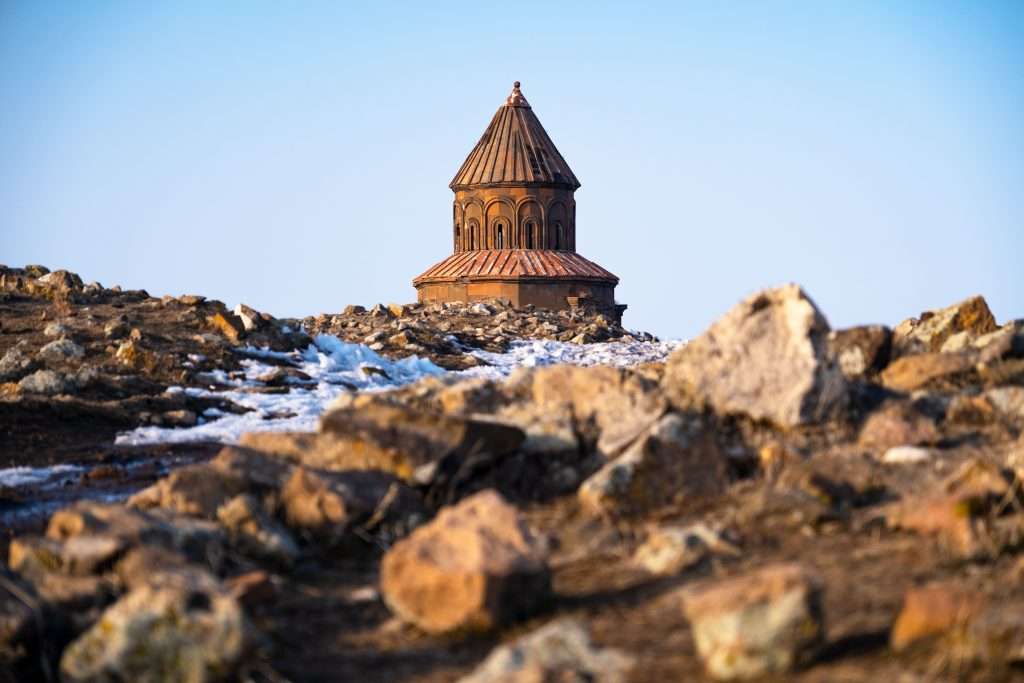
[893,295,998,356]
[880,352,975,392]
[205,311,246,343]
[380,490,549,634]
[891,583,986,651]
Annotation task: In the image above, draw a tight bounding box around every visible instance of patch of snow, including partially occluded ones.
[0,464,84,488]
[114,334,681,447]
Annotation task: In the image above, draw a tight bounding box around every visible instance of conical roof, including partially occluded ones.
[450,82,581,190]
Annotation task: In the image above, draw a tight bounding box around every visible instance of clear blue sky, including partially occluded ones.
[2,1,1021,338]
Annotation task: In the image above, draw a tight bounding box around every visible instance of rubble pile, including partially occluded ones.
[2,265,1024,681]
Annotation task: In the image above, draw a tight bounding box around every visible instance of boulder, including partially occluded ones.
[457,619,632,683]
[880,352,976,392]
[663,285,847,428]
[17,369,68,395]
[60,567,245,683]
[232,303,267,331]
[578,412,729,516]
[893,295,997,356]
[827,325,892,377]
[128,463,248,519]
[682,563,824,680]
[380,490,549,633]
[318,403,525,483]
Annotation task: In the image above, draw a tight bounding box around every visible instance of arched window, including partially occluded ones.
[455,223,461,251]
[525,221,534,249]
[469,221,478,250]
[554,222,563,250]
[496,224,504,249]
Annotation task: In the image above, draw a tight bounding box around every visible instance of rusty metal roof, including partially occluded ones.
[450,82,581,191]
[414,249,618,285]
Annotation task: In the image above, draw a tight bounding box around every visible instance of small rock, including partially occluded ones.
[470,302,494,316]
[663,284,847,428]
[457,619,633,683]
[893,295,998,356]
[232,303,267,331]
[881,445,933,464]
[342,304,366,315]
[891,582,986,651]
[634,523,739,575]
[103,319,130,339]
[827,324,892,377]
[43,322,71,338]
[0,342,36,382]
[380,490,550,633]
[18,369,68,395]
[682,563,824,680]
[858,401,939,451]
[60,567,245,683]
[206,312,246,343]
[387,303,408,317]
[162,409,198,427]
[217,494,299,566]
[37,338,84,364]
[369,303,393,318]
[178,294,206,305]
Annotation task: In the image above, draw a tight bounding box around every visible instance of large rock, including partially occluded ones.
[60,567,245,683]
[578,412,729,516]
[458,619,632,683]
[380,490,549,633]
[37,338,84,365]
[317,403,525,482]
[891,582,986,651]
[17,369,69,395]
[857,400,939,452]
[682,563,825,680]
[663,285,847,428]
[0,341,36,382]
[893,295,998,356]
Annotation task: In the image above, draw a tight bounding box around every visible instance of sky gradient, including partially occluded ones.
[2,1,1021,338]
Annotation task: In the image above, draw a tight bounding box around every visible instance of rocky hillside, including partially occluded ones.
[2,263,1024,682]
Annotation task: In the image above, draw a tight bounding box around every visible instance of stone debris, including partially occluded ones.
[663,284,847,428]
[4,266,1024,681]
[682,563,825,680]
[458,619,633,683]
[60,567,245,683]
[380,490,550,633]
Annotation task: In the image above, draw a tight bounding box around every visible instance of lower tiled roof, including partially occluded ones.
[413,249,618,285]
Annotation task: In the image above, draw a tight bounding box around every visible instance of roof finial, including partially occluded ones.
[506,81,529,108]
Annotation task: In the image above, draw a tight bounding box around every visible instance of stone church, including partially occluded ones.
[413,82,625,321]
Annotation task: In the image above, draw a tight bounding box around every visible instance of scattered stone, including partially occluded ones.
[634,523,739,575]
[881,445,933,464]
[206,311,246,343]
[369,303,392,318]
[458,619,633,683]
[178,294,206,305]
[43,322,70,338]
[217,494,299,566]
[18,369,68,395]
[893,295,998,356]
[827,324,891,377]
[0,342,36,382]
[342,304,365,315]
[37,338,84,364]
[380,490,550,633]
[682,563,825,680]
[233,303,268,331]
[858,400,939,451]
[60,567,245,683]
[578,412,729,516]
[103,319,130,339]
[891,582,986,651]
[663,284,847,428]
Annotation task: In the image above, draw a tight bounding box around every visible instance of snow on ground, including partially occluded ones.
[113,334,683,447]
[0,464,85,489]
